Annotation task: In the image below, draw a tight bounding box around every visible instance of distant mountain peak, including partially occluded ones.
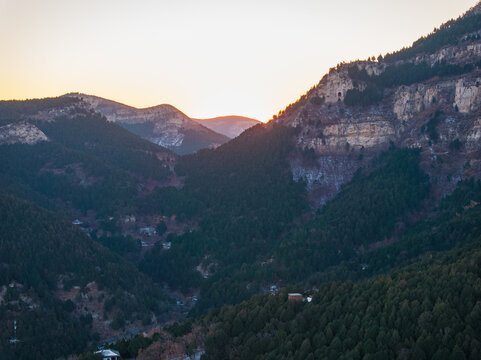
[194,115,261,138]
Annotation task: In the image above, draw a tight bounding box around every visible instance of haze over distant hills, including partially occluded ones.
[194,115,261,139]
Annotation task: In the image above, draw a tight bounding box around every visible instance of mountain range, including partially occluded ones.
[65,93,259,154]
[2,2,481,360]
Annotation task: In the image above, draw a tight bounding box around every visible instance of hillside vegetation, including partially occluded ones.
[117,178,481,360]
[0,99,172,215]
[0,193,169,360]
[140,124,307,309]
[204,240,481,360]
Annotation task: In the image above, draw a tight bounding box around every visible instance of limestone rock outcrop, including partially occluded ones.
[0,122,49,145]
[274,27,481,206]
[455,78,481,113]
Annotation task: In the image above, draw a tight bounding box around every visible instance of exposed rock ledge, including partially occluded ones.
[0,122,49,145]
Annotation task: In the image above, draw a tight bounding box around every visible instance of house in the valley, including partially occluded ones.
[288,293,303,301]
[94,349,121,360]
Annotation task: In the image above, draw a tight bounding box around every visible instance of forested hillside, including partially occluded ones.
[111,178,481,360]
[272,147,430,282]
[0,97,172,215]
[203,242,481,360]
[0,193,169,360]
[383,11,481,62]
[140,124,307,309]
[0,97,78,124]
[4,3,481,359]
[201,179,481,360]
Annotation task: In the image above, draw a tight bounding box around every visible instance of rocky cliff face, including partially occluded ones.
[67,94,229,154]
[0,122,49,145]
[274,22,481,206]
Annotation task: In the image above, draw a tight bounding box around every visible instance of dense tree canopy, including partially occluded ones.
[140,124,307,310]
[384,12,481,63]
[0,109,171,215]
[204,242,481,360]
[0,193,169,360]
[202,189,481,359]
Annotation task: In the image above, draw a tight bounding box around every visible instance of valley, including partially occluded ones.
[2,2,481,360]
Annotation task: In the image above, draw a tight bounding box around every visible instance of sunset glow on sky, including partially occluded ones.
[0,0,478,121]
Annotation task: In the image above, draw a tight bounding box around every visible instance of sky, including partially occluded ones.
[0,0,478,121]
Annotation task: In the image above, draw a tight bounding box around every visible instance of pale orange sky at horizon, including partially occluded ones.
[0,0,478,122]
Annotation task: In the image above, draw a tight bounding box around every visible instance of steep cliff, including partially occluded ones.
[273,6,481,206]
